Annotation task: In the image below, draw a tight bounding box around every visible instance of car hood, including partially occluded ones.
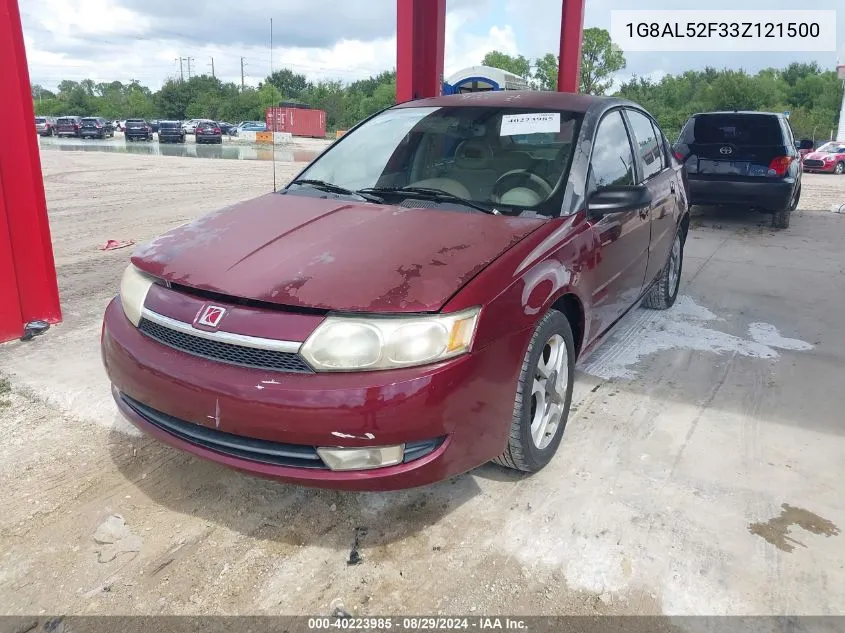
[804,152,836,161]
[131,193,545,313]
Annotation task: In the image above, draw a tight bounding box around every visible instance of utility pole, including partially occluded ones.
[210,57,215,79]
[176,57,184,82]
[240,57,247,91]
[186,57,194,80]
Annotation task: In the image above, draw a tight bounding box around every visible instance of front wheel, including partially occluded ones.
[835,162,844,175]
[643,229,683,309]
[493,310,575,473]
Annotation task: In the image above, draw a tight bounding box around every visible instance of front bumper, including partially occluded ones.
[687,175,795,211]
[802,161,836,173]
[102,297,528,490]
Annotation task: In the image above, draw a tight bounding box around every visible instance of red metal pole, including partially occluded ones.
[0,0,61,342]
[396,0,446,103]
[557,0,586,93]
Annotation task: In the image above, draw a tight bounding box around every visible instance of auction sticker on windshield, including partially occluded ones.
[500,113,560,136]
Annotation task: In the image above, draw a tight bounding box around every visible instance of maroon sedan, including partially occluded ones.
[102,92,689,490]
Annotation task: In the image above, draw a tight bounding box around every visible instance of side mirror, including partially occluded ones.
[587,185,652,219]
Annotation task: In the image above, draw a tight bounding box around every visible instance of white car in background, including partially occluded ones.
[182,119,201,134]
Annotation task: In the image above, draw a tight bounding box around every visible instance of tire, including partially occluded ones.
[772,208,790,229]
[493,310,575,473]
[772,185,798,229]
[835,162,844,175]
[643,228,683,309]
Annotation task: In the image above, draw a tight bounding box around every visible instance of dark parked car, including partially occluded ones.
[55,116,82,137]
[35,116,57,136]
[150,120,160,133]
[125,119,153,141]
[102,91,688,490]
[158,120,186,144]
[673,111,801,229]
[195,120,223,144]
[218,121,236,135]
[80,117,115,139]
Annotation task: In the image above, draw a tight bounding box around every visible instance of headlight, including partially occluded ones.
[119,264,156,326]
[300,307,481,371]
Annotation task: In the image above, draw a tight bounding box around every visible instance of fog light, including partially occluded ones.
[317,445,404,471]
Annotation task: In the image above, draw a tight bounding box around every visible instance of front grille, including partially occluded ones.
[120,393,446,469]
[121,394,327,468]
[138,318,313,373]
[803,159,824,168]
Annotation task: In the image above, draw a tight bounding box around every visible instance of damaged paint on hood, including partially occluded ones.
[132,193,546,313]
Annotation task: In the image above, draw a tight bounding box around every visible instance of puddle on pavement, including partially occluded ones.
[748,503,840,552]
[37,137,320,163]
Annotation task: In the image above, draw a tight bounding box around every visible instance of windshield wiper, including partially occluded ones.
[360,186,499,215]
[288,179,384,204]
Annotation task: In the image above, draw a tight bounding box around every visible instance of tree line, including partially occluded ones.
[32,68,397,132]
[32,26,840,141]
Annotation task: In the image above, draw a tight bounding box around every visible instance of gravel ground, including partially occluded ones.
[1,150,845,619]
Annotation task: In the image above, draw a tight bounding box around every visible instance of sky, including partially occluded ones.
[20,0,845,92]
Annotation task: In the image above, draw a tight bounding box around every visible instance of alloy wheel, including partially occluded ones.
[530,334,569,450]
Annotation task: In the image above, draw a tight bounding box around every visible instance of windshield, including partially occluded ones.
[816,142,845,154]
[35,118,46,123]
[294,105,582,215]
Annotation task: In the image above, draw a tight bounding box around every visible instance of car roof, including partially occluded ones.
[691,111,784,118]
[394,90,631,113]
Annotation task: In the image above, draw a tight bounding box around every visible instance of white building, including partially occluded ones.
[442,65,531,95]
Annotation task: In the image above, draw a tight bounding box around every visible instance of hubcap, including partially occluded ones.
[668,234,681,293]
[836,163,844,175]
[530,334,568,450]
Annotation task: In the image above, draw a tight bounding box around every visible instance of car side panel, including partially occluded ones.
[443,215,595,353]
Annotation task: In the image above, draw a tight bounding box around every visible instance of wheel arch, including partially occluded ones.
[679,212,690,245]
[549,292,585,358]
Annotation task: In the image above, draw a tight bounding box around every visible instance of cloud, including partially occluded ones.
[21,0,845,92]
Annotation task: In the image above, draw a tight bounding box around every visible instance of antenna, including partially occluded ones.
[270,17,276,191]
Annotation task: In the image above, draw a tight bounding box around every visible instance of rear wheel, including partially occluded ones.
[772,185,799,229]
[643,229,683,309]
[493,310,575,473]
[835,162,844,175]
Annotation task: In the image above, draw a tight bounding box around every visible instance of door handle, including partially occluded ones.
[670,181,676,194]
